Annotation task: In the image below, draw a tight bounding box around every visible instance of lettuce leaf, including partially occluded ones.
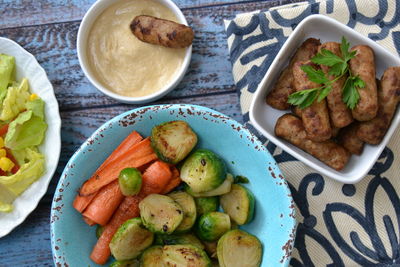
[5,107,47,150]
[0,184,16,212]
[0,78,30,121]
[0,54,15,102]
[0,147,45,196]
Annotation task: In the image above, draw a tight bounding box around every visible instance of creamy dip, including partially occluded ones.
[87,0,187,97]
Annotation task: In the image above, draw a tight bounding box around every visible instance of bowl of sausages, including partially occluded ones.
[250,14,400,183]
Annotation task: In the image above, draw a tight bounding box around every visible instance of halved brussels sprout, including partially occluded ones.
[185,174,233,197]
[217,229,262,267]
[194,196,219,215]
[168,191,197,233]
[109,259,139,267]
[139,194,184,234]
[162,244,211,267]
[151,120,198,164]
[140,246,163,267]
[109,218,154,261]
[180,149,227,193]
[220,184,255,225]
[154,233,205,250]
[195,212,231,242]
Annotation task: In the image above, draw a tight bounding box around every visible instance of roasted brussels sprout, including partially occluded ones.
[139,194,184,234]
[140,246,163,267]
[195,212,231,241]
[109,218,154,261]
[118,167,142,196]
[162,244,211,267]
[220,184,255,225]
[180,149,227,193]
[185,174,233,197]
[168,191,197,233]
[109,259,139,267]
[217,229,262,267]
[154,233,205,250]
[151,120,197,164]
[194,196,219,215]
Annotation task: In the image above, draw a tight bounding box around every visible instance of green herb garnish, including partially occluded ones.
[288,37,365,109]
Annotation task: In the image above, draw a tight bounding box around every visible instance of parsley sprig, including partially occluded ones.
[287,37,365,109]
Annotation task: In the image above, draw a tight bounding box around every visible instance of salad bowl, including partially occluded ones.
[51,104,295,266]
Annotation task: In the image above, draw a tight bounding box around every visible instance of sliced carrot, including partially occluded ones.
[73,192,97,213]
[160,167,182,194]
[96,131,143,173]
[83,180,124,226]
[90,195,142,265]
[83,216,96,226]
[140,160,172,195]
[0,124,8,136]
[79,138,157,196]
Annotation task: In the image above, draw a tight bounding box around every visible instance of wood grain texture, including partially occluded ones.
[0,0,291,110]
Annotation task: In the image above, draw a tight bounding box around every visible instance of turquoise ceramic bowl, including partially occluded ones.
[51,104,296,266]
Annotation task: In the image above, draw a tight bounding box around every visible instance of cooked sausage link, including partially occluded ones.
[319,42,353,128]
[292,61,332,142]
[275,114,350,171]
[266,38,321,110]
[337,124,364,155]
[349,45,378,121]
[130,15,194,48]
[357,67,400,144]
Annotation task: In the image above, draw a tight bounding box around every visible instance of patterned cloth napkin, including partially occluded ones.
[224,0,400,266]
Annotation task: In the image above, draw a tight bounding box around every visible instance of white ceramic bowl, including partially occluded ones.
[249,14,400,184]
[0,37,61,237]
[77,0,192,104]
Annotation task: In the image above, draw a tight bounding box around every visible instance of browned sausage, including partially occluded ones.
[130,15,194,48]
[337,124,364,155]
[266,38,321,110]
[292,61,332,141]
[357,67,400,144]
[349,45,378,121]
[319,42,353,128]
[275,114,350,171]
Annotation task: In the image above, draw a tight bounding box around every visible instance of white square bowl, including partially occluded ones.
[249,14,400,184]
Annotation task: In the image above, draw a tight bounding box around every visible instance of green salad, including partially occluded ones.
[0,53,47,213]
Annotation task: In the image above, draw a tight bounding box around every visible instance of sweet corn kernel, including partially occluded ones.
[29,93,38,101]
[0,137,4,148]
[0,157,14,172]
[0,149,6,158]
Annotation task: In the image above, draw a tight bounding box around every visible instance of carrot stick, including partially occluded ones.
[140,160,172,195]
[83,180,124,226]
[90,161,173,264]
[73,192,97,213]
[96,131,143,173]
[83,216,96,226]
[160,167,182,194]
[90,195,142,265]
[80,138,157,196]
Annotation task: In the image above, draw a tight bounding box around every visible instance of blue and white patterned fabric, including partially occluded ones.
[224,0,400,266]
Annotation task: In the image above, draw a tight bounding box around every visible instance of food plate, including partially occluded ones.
[50,104,296,267]
[249,14,400,183]
[0,37,62,238]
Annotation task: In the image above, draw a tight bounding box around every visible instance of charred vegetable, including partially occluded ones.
[118,167,142,196]
[139,194,184,234]
[154,233,205,250]
[162,244,211,267]
[194,196,219,215]
[109,218,154,261]
[195,212,231,242]
[140,246,163,267]
[220,184,255,225]
[217,229,262,267]
[168,191,196,233]
[181,149,227,193]
[151,120,197,164]
[185,174,233,197]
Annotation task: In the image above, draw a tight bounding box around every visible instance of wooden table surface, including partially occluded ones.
[0,0,299,266]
